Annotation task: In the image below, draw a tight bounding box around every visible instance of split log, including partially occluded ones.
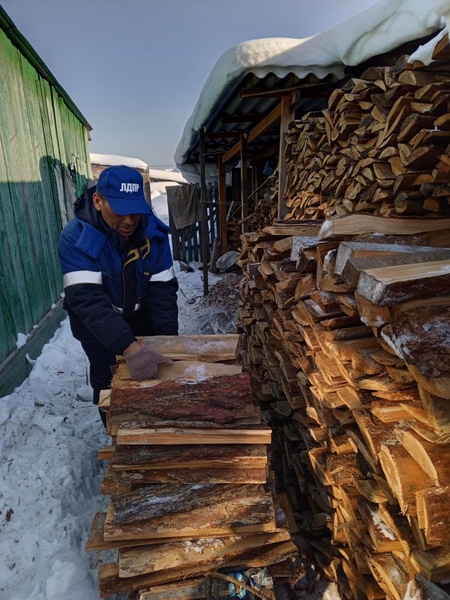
[416,485,450,547]
[381,305,450,397]
[334,242,450,289]
[358,499,404,552]
[395,428,450,486]
[378,443,434,516]
[317,215,450,241]
[404,574,450,600]
[356,259,450,306]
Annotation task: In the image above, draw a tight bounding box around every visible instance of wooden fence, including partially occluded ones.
[169,183,219,264]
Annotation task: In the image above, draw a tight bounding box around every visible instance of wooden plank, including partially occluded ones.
[116,359,243,384]
[137,578,221,600]
[111,466,268,485]
[134,334,241,362]
[117,426,272,446]
[109,369,257,429]
[110,444,268,470]
[104,494,277,542]
[118,530,290,577]
[112,483,272,525]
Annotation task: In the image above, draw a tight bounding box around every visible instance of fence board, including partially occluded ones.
[170,184,219,265]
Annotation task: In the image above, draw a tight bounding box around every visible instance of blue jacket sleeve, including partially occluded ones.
[63,283,137,354]
[59,226,136,355]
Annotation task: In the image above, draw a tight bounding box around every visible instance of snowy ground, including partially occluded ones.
[0,186,340,600]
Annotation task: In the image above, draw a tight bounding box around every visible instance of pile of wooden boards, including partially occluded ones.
[86,334,299,599]
[237,217,450,600]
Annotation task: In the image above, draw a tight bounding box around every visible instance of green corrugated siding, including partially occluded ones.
[0,26,92,366]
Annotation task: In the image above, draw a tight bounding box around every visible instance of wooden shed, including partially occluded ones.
[173,3,450,599]
[0,7,92,396]
[174,2,449,253]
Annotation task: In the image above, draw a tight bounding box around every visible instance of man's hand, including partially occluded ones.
[124,344,173,380]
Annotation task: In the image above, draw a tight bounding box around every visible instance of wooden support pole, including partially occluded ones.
[240,134,249,233]
[278,91,296,221]
[218,157,227,255]
[200,128,209,296]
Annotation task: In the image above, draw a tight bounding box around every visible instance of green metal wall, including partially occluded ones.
[0,25,92,369]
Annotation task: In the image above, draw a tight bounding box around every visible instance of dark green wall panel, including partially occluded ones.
[0,27,92,369]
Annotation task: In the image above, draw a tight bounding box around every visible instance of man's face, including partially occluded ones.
[93,193,141,240]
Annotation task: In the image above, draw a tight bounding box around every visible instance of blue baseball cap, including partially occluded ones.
[96,165,151,215]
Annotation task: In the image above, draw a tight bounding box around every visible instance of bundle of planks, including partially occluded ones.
[86,334,299,599]
[237,217,450,600]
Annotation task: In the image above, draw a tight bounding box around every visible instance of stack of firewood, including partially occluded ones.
[248,37,450,227]
[237,217,450,600]
[86,334,300,599]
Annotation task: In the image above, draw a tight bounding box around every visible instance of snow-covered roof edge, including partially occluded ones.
[149,168,188,184]
[90,153,149,171]
[175,0,450,183]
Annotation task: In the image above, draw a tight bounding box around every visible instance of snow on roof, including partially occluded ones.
[175,0,450,181]
[149,168,188,184]
[90,152,149,170]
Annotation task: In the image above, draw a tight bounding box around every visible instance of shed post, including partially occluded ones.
[218,156,227,254]
[200,128,209,295]
[240,134,249,233]
[277,91,296,220]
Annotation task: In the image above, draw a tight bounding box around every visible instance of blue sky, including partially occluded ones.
[1,0,378,168]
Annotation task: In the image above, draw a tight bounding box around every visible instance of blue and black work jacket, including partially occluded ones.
[58,186,178,355]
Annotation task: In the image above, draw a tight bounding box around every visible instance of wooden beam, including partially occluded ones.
[218,157,228,254]
[278,91,296,220]
[221,104,281,164]
[248,103,281,144]
[222,138,243,164]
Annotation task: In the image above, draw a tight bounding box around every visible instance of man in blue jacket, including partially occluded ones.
[59,165,178,425]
